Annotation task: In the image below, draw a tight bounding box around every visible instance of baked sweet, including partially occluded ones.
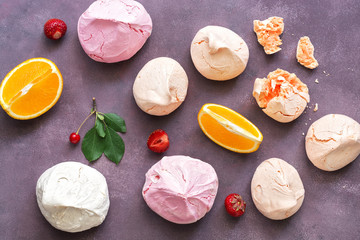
[142,155,218,224]
[251,158,305,220]
[190,25,249,81]
[253,69,310,123]
[133,57,188,116]
[253,17,284,54]
[36,162,110,232]
[78,0,152,63]
[296,36,319,69]
[305,114,360,171]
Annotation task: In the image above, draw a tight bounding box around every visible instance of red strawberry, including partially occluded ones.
[44,19,67,40]
[147,129,169,153]
[225,193,246,217]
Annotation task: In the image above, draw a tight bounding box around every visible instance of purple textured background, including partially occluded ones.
[1,0,360,239]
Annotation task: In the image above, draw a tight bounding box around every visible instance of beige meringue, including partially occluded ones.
[253,69,310,123]
[305,114,360,171]
[253,17,284,54]
[251,158,305,220]
[190,25,249,81]
[133,57,188,116]
[296,36,319,69]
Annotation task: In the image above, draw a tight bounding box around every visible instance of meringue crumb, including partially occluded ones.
[309,118,311,120]
[302,132,305,136]
[314,103,318,112]
[305,123,308,125]
[292,34,294,36]
[315,79,319,84]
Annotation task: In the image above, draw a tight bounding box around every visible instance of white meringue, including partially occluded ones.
[36,162,110,232]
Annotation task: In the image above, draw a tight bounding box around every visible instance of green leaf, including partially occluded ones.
[81,127,106,162]
[104,113,126,133]
[104,127,125,164]
[95,118,106,138]
[97,113,104,121]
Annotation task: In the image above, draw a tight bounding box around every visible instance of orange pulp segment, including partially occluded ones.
[198,103,263,153]
[0,58,63,120]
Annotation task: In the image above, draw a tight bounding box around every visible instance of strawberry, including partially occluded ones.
[147,129,169,153]
[44,19,67,40]
[225,193,246,217]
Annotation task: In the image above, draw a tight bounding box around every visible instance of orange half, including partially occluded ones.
[198,103,263,153]
[0,58,63,120]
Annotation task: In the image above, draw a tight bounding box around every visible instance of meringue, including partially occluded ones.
[190,25,249,81]
[133,57,188,116]
[253,69,310,123]
[142,155,218,224]
[296,36,319,69]
[305,114,360,171]
[251,158,305,220]
[36,162,110,232]
[78,0,152,63]
[253,17,284,54]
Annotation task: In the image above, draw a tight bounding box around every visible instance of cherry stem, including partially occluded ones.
[75,97,97,135]
[92,97,97,112]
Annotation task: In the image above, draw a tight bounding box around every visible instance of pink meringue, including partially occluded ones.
[78,0,152,63]
[142,155,218,224]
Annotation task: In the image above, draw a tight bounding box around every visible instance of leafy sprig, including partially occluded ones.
[77,98,126,164]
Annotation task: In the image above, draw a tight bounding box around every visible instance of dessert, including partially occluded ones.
[36,162,110,232]
[224,193,246,217]
[198,103,263,153]
[253,69,310,123]
[305,114,360,171]
[78,0,152,63]
[296,36,319,69]
[0,58,63,120]
[44,19,67,40]
[251,158,305,220]
[142,155,218,224]
[253,17,284,54]
[133,57,188,116]
[147,129,170,153]
[190,25,249,81]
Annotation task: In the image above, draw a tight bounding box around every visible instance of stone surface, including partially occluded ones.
[0,0,359,239]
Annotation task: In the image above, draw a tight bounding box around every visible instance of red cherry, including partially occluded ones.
[69,132,80,144]
[225,193,246,217]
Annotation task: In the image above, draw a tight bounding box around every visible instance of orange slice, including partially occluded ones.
[0,58,63,120]
[296,36,319,69]
[198,103,263,153]
[254,17,284,54]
